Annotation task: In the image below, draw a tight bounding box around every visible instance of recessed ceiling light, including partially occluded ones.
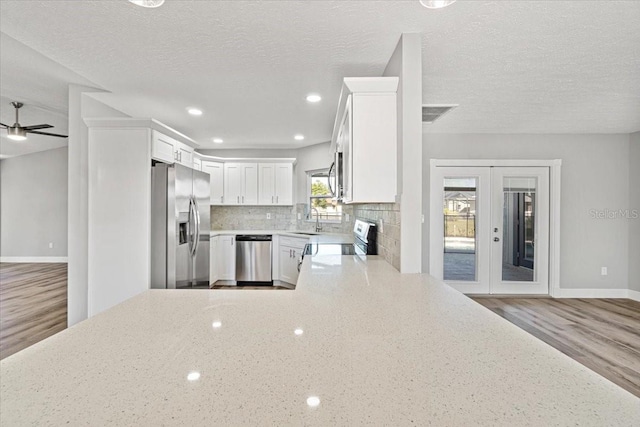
[212,321,222,328]
[187,371,201,381]
[128,0,165,8]
[294,134,305,141]
[419,0,456,9]
[213,138,224,144]
[294,328,304,336]
[187,108,203,116]
[306,396,320,407]
[306,94,322,103]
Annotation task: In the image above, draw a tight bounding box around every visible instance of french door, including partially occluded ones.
[430,166,550,295]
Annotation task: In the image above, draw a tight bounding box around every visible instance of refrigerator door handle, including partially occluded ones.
[193,196,201,258]
[188,197,197,258]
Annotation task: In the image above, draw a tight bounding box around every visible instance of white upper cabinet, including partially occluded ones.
[192,155,202,171]
[202,161,224,205]
[331,77,398,204]
[151,130,195,168]
[151,131,176,164]
[174,141,193,167]
[224,163,258,205]
[258,163,293,205]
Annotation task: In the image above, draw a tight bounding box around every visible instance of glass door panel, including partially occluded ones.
[443,178,477,281]
[491,168,549,295]
[430,167,491,294]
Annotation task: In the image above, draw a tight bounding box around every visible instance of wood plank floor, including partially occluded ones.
[472,297,640,398]
[0,263,67,360]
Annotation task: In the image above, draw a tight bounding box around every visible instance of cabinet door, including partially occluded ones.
[203,161,224,205]
[258,163,276,205]
[151,131,175,164]
[340,97,353,203]
[193,157,202,171]
[210,236,219,284]
[274,163,293,205]
[176,142,193,167]
[217,235,236,280]
[279,246,298,285]
[224,163,243,205]
[241,163,258,205]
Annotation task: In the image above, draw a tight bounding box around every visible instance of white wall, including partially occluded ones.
[384,33,423,273]
[629,131,640,292]
[199,142,333,205]
[0,147,68,259]
[67,88,129,326]
[423,133,631,291]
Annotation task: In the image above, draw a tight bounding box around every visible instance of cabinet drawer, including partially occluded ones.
[279,236,309,250]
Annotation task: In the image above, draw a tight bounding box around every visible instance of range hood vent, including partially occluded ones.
[422,105,457,123]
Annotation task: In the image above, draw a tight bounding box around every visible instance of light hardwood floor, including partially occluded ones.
[473,297,640,398]
[0,263,67,360]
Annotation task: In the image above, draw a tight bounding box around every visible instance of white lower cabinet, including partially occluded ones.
[217,235,236,281]
[209,236,219,285]
[278,236,308,285]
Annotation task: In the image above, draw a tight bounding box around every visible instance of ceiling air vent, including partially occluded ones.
[422,105,457,123]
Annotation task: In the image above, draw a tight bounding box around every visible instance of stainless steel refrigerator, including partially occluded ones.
[151,163,210,289]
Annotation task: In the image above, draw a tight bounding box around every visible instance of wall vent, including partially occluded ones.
[422,105,457,123]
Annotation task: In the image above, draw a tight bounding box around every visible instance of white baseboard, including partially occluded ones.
[0,256,68,263]
[555,288,638,300]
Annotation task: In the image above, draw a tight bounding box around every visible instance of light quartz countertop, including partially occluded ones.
[1,255,639,426]
[211,229,354,244]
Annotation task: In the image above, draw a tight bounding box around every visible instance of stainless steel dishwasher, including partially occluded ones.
[235,235,273,285]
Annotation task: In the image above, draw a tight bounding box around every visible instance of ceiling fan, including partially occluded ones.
[1,102,68,141]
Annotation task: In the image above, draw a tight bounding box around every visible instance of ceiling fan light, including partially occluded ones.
[7,127,27,141]
[419,0,457,9]
[128,0,165,8]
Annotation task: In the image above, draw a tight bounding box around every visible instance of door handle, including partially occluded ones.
[494,237,500,242]
[494,228,499,233]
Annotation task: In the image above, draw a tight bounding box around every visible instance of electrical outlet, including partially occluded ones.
[266,213,271,220]
[345,213,350,222]
[421,214,425,224]
[379,219,384,233]
[297,213,301,220]
[49,242,54,249]
[601,267,608,276]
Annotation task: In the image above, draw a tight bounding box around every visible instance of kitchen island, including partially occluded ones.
[1,254,639,426]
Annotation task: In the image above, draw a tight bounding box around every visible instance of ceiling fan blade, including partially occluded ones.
[27,130,68,138]
[0,122,8,128]
[23,124,54,130]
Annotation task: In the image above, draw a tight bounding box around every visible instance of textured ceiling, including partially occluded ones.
[0,0,639,155]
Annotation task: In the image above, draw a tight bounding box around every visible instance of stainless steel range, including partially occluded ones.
[299,219,377,271]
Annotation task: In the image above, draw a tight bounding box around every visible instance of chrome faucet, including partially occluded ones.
[311,207,323,233]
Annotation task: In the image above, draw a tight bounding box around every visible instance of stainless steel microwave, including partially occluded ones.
[328,151,343,200]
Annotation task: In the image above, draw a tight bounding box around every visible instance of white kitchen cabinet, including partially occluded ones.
[151,131,176,164]
[209,236,219,284]
[193,156,202,171]
[224,163,258,205]
[175,141,193,167]
[217,235,236,280]
[332,77,398,204]
[258,163,293,205]
[202,161,224,205]
[278,236,308,285]
[151,130,195,168]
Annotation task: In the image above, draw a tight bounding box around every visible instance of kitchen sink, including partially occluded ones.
[290,231,318,236]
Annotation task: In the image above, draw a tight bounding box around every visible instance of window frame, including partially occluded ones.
[306,168,342,223]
